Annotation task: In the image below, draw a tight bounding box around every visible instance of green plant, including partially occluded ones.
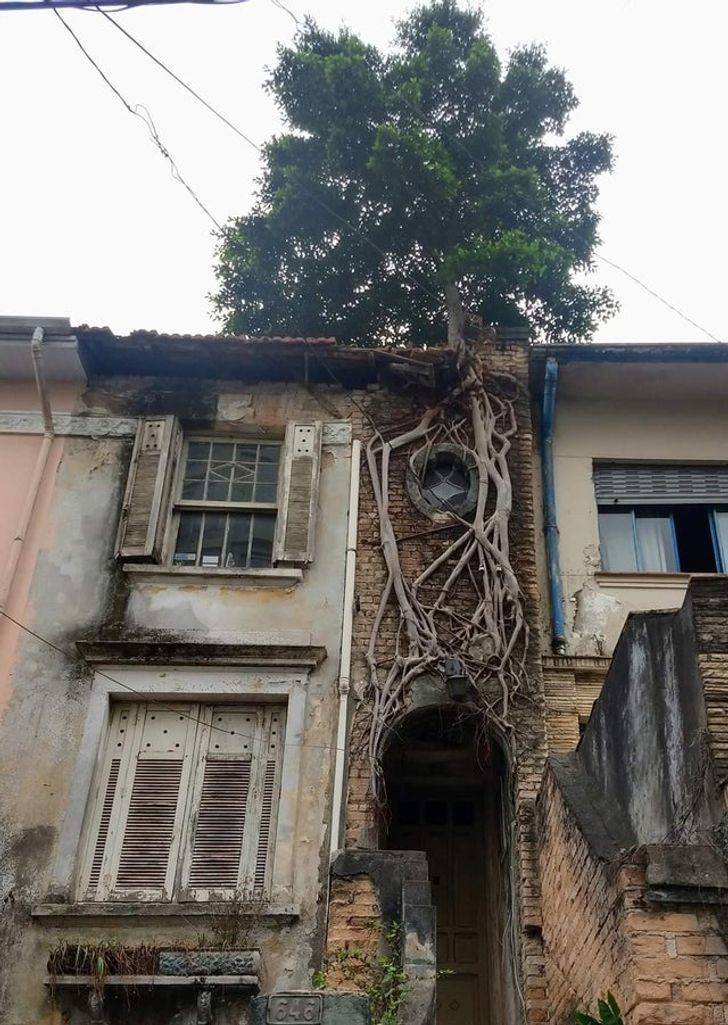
[574,992,623,1025]
[315,920,409,1025]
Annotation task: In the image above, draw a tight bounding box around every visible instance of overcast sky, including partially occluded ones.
[1,0,725,343]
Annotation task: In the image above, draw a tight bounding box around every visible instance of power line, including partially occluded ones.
[0,608,344,753]
[96,8,479,330]
[267,0,725,346]
[52,5,222,230]
[595,253,723,344]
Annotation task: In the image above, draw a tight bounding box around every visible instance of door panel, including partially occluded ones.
[389,791,494,1025]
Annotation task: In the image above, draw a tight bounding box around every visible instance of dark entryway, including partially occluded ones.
[384,709,515,1025]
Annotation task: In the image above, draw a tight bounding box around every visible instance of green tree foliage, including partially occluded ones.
[213,1,615,345]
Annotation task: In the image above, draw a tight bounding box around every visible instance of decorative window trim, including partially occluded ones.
[48,666,308,907]
[406,442,479,521]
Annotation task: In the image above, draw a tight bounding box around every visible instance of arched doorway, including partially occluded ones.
[383,708,516,1025]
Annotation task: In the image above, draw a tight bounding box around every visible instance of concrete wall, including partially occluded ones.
[534,361,728,658]
[0,375,353,1024]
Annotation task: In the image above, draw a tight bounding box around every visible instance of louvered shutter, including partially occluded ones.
[179,705,286,900]
[594,463,728,505]
[116,416,182,562]
[80,704,138,899]
[273,422,322,564]
[108,705,196,900]
[251,708,285,896]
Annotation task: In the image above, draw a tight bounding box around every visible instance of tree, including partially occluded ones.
[213,0,615,345]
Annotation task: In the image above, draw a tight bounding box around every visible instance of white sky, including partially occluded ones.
[1,0,726,342]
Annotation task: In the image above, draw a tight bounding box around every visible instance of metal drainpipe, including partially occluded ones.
[542,357,567,654]
[329,438,361,859]
[0,327,55,614]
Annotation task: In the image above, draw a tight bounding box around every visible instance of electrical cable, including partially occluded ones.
[96,7,480,330]
[51,5,222,230]
[266,0,725,346]
[0,608,344,752]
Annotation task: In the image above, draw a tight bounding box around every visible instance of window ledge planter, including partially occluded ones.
[122,564,303,587]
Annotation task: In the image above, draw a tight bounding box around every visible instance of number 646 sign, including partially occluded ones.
[267,994,323,1024]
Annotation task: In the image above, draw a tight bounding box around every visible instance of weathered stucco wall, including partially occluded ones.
[533,361,728,658]
[0,375,355,1024]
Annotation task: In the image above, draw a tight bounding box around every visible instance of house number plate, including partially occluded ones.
[267,994,322,1024]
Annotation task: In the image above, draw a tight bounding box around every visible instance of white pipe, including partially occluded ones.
[329,438,361,858]
[0,327,54,614]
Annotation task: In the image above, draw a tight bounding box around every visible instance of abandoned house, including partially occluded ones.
[1,316,728,1025]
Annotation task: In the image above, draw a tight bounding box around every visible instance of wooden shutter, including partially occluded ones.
[80,704,138,899]
[115,416,182,562]
[180,706,285,900]
[273,422,322,564]
[594,462,728,505]
[251,707,286,896]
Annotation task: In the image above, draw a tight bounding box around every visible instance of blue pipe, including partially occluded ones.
[541,357,567,653]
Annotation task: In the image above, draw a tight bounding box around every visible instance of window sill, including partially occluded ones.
[32,901,300,920]
[122,564,303,587]
[595,571,724,590]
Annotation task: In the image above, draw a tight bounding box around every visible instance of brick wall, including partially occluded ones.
[324,875,384,994]
[539,765,728,1025]
[339,339,550,1022]
[542,657,610,754]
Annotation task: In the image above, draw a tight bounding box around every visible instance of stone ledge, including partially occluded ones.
[76,638,326,669]
[123,565,303,588]
[45,974,258,988]
[32,902,300,920]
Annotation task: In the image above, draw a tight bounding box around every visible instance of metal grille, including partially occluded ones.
[594,463,728,505]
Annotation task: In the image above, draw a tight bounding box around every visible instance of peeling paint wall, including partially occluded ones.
[533,362,728,658]
[0,376,353,1024]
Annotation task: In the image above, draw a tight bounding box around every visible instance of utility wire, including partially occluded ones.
[595,253,723,344]
[0,608,344,753]
[267,0,724,346]
[52,5,222,230]
[96,8,479,330]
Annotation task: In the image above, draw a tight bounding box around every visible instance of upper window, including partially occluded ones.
[78,701,285,902]
[172,439,281,569]
[116,418,323,569]
[595,463,728,573]
[407,443,478,520]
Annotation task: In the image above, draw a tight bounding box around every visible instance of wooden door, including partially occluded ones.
[389,792,492,1025]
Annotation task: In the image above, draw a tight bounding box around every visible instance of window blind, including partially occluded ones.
[594,463,728,505]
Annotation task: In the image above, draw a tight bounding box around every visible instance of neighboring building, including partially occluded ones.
[1,318,728,1025]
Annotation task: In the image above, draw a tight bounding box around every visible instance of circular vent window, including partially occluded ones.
[407,444,478,520]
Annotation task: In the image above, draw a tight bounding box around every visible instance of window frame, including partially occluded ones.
[598,503,728,574]
[53,666,308,909]
[165,432,283,571]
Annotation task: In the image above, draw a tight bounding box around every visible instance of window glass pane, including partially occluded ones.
[187,441,210,461]
[226,513,252,568]
[250,514,275,567]
[200,513,226,568]
[211,442,235,460]
[173,512,202,565]
[598,509,638,572]
[180,440,280,510]
[230,482,254,502]
[254,483,278,503]
[635,512,678,572]
[181,479,205,500]
[712,510,728,572]
[258,445,280,465]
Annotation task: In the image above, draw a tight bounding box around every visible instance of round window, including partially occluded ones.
[407,444,478,520]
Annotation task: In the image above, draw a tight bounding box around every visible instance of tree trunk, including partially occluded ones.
[446,282,465,345]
